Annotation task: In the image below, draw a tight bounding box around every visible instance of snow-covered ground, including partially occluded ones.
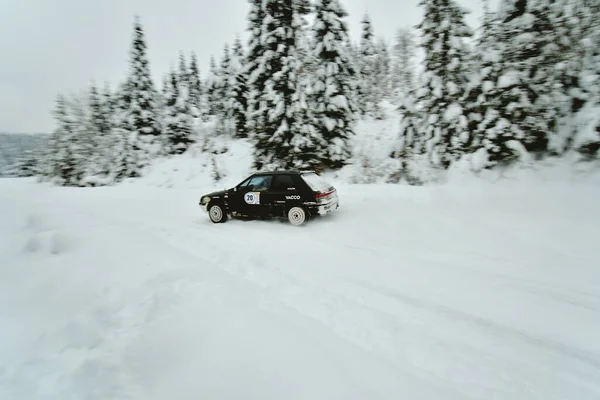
[1,171,600,400]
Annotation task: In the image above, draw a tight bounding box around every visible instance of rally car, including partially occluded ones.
[199,170,339,226]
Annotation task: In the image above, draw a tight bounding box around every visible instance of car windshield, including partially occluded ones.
[301,173,331,192]
[237,177,252,188]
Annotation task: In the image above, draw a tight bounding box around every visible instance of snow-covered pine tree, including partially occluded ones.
[550,0,600,158]
[295,0,316,77]
[206,55,220,117]
[471,0,564,166]
[110,79,139,180]
[214,43,234,135]
[4,149,41,178]
[480,0,493,43]
[413,0,474,168]
[176,52,190,120]
[178,52,189,85]
[97,82,117,181]
[88,83,103,135]
[48,94,78,185]
[162,68,194,154]
[357,13,380,117]
[311,0,358,169]
[230,35,249,138]
[288,0,325,170]
[85,83,112,181]
[126,17,162,171]
[373,37,392,101]
[252,0,319,170]
[342,39,363,122]
[188,52,205,120]
[68,90,96,184]
[100,83,115,135]
[245,0,267,136]
[392,91,428,184]
[391,27,416,100]
[461,0,504,167]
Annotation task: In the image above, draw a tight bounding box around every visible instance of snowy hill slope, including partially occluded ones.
[1,174,600,400]
[0,133,48,176]
[131,138,256,190]
[132,104,404,191]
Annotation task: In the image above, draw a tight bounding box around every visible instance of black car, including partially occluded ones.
[199,170,339,225]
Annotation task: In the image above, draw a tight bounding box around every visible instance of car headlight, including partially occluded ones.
[201,196,210,204]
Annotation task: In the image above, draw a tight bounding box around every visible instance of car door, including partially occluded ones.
[233,174,273,217]
[264,174,300,216]
[228,176,252,214]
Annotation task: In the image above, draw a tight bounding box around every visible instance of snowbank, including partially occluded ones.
[132,138,255,192]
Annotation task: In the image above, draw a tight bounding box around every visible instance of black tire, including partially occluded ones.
[208,203,227,223]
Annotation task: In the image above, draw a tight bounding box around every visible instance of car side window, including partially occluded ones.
[238,178,251,188]
[271,174,295,191]
[248,175,272,192]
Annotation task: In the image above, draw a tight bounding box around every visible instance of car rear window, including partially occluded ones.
[301,173,332,192]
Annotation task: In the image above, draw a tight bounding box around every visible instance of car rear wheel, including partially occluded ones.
[287,206,306,226]
[209,204,226,223]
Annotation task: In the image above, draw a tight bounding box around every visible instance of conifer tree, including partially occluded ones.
[88,84,104,137]
[126,17,162,170]
[393,91,427,184]
[213,43,234,135]
[461,2,504,167]
[549,0,600,157]
[252,0,317,170]
[48,94,77,185]
[178,52,189,84]
[111,80,139,180]
[311,0,358,169]
[471,0,561,165]
[163,67,194,154]
[230,35,249,138]
[206,55,220,116]
[188,52,204,119]
[373,37,392,100]
[86,83,111,178]
[295,0,316,77]
[358,13,379,116]
[391,27,416,99]
[412,0,474,168]
[70,91,95,183]
[245,0,267,136]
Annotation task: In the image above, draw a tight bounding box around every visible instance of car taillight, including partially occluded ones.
[316,190,334,200]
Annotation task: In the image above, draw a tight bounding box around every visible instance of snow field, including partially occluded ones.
[1,174,600,399]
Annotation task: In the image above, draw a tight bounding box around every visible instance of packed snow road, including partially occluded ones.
[1,177,600,400]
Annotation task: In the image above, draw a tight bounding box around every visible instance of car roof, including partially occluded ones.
[252,170,315,176]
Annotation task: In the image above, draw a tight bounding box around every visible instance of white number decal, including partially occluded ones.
[244,192,260,204]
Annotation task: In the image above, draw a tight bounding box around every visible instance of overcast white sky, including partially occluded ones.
[0,0,487,133]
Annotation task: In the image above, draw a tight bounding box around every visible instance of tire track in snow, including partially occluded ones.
[65,192,600,399]
[145,224,553,399]
[346,280,600,382]
[163,221,600,399]
[92,218,468,400]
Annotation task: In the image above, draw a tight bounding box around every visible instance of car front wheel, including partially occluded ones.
[209,204,227,223]
[287,206,307,226]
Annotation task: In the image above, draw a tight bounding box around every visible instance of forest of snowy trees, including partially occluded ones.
[21,0,600,186]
